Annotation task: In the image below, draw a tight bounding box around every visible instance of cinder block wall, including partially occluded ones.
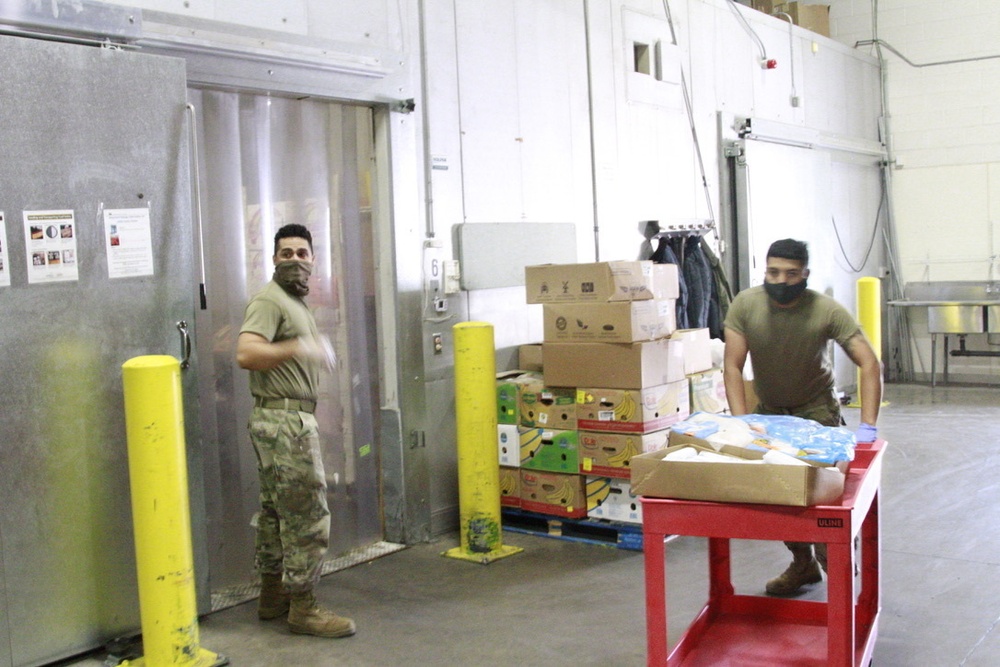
[829,0,1000,380]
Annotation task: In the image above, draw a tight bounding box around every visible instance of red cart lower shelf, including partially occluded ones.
[641,440,886,666]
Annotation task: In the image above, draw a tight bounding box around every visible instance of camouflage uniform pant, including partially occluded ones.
[755,390,843,565]
[248,407,330,592]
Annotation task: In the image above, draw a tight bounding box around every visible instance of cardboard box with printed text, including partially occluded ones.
[525,260,674,304]
[576,380,691,434]
[586,476,643,524]
[517,376,577,429]
[519,427,580,473]
[689,367,728,414]
[496,371,541,425]
[578,429,670,479]
[520,469,587,518]
[543,299,676,343]
[499,465,521,508]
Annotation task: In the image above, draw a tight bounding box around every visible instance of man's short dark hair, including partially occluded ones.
[767,238,808,266]
[273,223,313,256]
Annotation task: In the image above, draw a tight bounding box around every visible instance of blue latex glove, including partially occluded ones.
[855,423,878,443]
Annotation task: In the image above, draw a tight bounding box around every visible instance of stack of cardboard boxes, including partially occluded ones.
[495,259,732,526]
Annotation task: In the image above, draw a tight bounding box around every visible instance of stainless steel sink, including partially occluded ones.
[889,281,1000,386]
[900,281,1000,334]
[988,305,1000,333]
[928,305,983,333]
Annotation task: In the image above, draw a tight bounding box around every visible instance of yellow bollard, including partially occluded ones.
[443,323,522,564]
[120,356,226,667]
[849,277,887,409]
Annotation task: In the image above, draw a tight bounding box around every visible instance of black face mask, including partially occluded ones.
[274,260,312,297]
[764,279,807,305]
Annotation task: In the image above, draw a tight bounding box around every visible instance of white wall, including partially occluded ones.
[120,0,403,50]
[425,0,881,356]
[829,0,1000,380]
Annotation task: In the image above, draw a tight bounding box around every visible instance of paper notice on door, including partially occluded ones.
[104,208,154,279]
[0,211,9,288]
[24,209,79,284]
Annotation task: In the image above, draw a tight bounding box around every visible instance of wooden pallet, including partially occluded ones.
[501,508,643,551]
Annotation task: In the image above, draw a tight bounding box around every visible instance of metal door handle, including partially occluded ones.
[177,320,191,369]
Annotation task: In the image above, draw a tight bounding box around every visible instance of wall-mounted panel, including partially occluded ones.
[455,222,577,290]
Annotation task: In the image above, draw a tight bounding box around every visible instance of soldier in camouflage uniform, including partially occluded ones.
[723,238,882,597]
[236,223,355,638]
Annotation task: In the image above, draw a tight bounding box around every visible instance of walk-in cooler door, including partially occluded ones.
[0,35,199,666]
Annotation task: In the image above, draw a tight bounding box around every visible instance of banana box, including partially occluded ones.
[496,371,542,425]
[689,367,728,414]
[578,430,670,479]
[517,376,576,429]
[586,476,642,524]
[520,469,587,518]
[498,424,520,467]
[499,465,521,508]
[519,427,580,473]
[576,380,691,434]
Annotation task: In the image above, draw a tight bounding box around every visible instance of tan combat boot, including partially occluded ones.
[258,572,290,620]
[765,557,823,596]
[288,590,356,638]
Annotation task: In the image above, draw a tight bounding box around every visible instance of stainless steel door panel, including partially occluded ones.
[0,36,194,665]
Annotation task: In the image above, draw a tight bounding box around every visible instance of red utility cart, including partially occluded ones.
[641,440,885,666]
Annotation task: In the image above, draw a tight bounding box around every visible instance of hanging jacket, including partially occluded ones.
[684,236,713,329]
[699,238,734,340]
[650,237,688,330]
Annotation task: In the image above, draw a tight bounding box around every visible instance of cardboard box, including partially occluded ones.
[752,2,829,37]
[525,261,657,304]
[543,299,676,343]
[630,443,846,506]
[496,371,541,425]
[776,2,830,37]
[689,367,728,414]
[652,263,680,300]
[542,338,685,389]
[672,328,713,375]
[576,380,691,434]
[497,424,520,467]
[518,343,543,372]
[586,476,642,524]
[499,465,521,508]
[517,376,576,429]
[579,429,670,479]
[519,427,580,473]
[520,469,587,518]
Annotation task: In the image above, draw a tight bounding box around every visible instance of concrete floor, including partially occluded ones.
[62,382,1000,666]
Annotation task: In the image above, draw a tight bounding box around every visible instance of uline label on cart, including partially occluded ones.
[817,518,844,528]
